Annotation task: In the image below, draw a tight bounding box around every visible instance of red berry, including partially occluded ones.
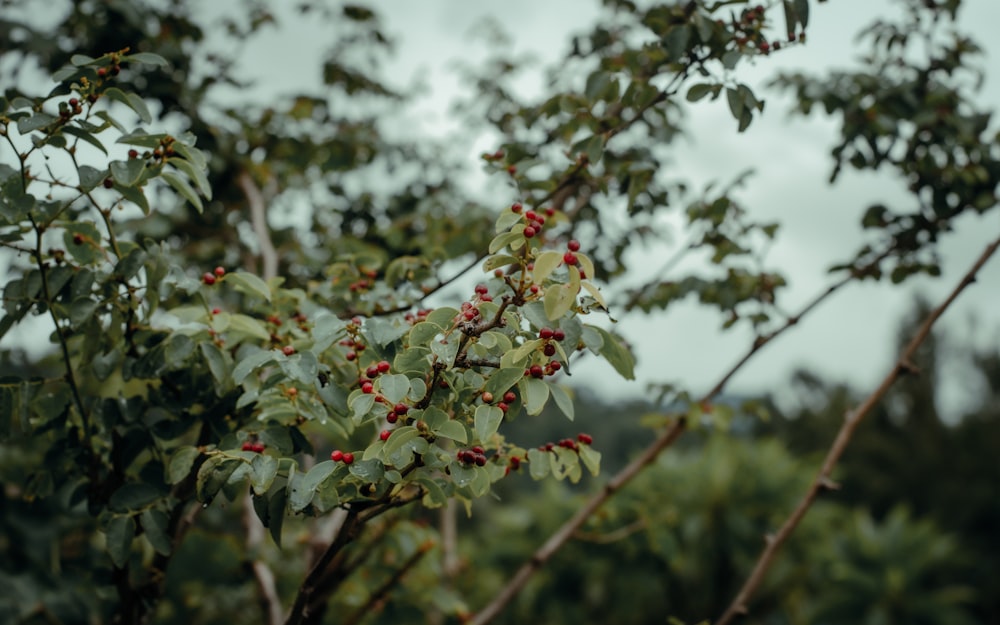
[97,67,107,77]
[567,239,581,252]
[252,442,265,453]
[553,328,566,342]
[523,226,536,238]
[366,365,379,379]
[509,456,521,469]
[545,207,555,217]
[214,266,226,277]
[494,269,504,278]
[529,364,544,379]
[563,252,578,266]
[103,178,114,189]
[511,202,523,213]
[543,343,556,357]
[578,433,593,445]
[503,391,516,403]
[202,272,216,285]
[72,233,85,245]
[377,360,391,373]
[69,98,79,107]
[127,149,138,159]
[481,391,494,403]
[380,430,391,441]
[549,361,561,372]
[211,307,221,315]
[498,402,509,413]
[346,350,357,361]
[282,345,295,356]
[387,413,398,424]
[331,450,344,462]
[394,403,409,415]
[342,452,355,465]
[530,284,540,294]
[474,283,489,295]
[362,382,374,394]
[242,441,253,451]
[525,210,538,222]
[506,165,517,175]
[472,446,485,455]
[474,454,487,467]
[538,327,554,340]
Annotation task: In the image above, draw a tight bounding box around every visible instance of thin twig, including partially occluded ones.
[715,233,1000,625]
[341,541,434,625]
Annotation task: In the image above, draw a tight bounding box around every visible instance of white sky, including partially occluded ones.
[4,1,999,419]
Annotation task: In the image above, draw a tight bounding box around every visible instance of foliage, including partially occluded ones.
[0,0,998,624]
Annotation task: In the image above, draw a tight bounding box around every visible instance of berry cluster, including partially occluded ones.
[339,316,368,361]
[202,265,226,285]
[528,326,567,378]
[241,439,265,453]
[330,449,355,465]
[538,432,593,453]
[457,446,488,467]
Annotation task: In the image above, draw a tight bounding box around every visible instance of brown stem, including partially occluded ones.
[341,541,433,625]
[285,511,362,625]
[715,233,1000,625]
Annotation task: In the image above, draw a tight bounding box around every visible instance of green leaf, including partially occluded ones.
[379,374,410,404]
[167,156,211,199]
[69,298,99,327]
[71,54,96,66]
[289,461,337,512]
[199,341,230,384]
[474,405,503,443]
[228,313,271,342]
[127,52,170,67]
[226,271,271,302]
[484,367,524,396]
[483,254,520,272]
[579,444,601,476]
[409,321,443,346]
[489,231,523,254]
[196,456,240,503]
[109,483,164,512]
[349,458,384,482]
[17,112,56,134]
[549,383,574,421]
[527,448,550,480]
[168,446,201,485]
[726,87,744,119]
[250,454,279,495]
[495,209,523,233]
[104,87,152,123]
[383,425,421,457]
[532,250,563,283]
[62,125,107,155]
[592,326,635,380]
[543,281,578,320]
[163,334,195,367]
[110,159,144,186]
[77,165,106,191]
[104,515,135,568]
[161,171,203,212]
[434,420,467,444]
[687,83,715,102]
[350,392,376,423]
[116,184,150,214]
[140,509,172,555]
[520,377,549,415]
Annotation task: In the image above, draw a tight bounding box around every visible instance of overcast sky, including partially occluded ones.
[360,1,1000,418]
[5,1,999,419]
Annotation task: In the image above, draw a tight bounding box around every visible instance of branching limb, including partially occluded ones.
[238,169,278,281]
[715,233,1000,625]
[342,540,433,625]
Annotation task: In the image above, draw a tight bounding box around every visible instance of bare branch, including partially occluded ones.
[715,233,1000,625]
[237,170,278,281]
[468,247,892,625]
[244,494,283,625]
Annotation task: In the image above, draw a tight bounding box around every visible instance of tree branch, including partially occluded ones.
[237,170,278,281]
[715,233,1000,625]
[468,247,892,625]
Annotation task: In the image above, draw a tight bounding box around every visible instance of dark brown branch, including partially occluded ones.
[285,511,362,625]
[237,170,278,281]
[715,233,1000,625]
